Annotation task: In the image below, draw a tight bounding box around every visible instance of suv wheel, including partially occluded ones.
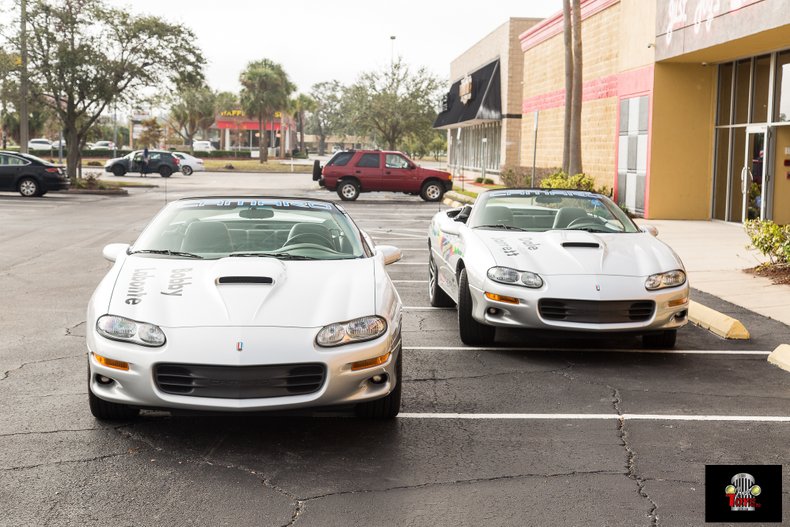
[18,177,41,197]
[159,166,173,178]
[337,180,360,201]
[420,180,445,202]
[112,165,126,177]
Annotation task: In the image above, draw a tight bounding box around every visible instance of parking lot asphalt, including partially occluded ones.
[1,173,789,526]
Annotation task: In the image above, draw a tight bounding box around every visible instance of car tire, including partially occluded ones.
[159,166,173,178]
[355,346,401,419]
[458,268,495,345]
[18,177,40,197]
[88,372,139,421]
[420,180,445,202]
[112,165,126,177]
[312,159,322,181]
[429,250,455,307]
[642,330,677,349]
[182,165,193,176]
[337,180,360,201]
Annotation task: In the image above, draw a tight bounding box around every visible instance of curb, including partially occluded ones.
[768,344,790,372]
[688,300,750,340]
[67,188,128,196]
[443,191,476,208]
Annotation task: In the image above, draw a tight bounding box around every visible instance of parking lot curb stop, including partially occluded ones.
[768,344,790,372]
[688,300,750,340]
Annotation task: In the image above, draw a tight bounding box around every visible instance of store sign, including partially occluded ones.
[441,93,449,112]
[661,0,762,45]
[459,75,473,105]
[220,109,244,117]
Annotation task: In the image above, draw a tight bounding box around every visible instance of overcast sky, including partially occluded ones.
[105,0,563,95]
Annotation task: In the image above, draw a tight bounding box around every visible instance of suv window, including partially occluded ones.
[385,154,410,169]
[356,153,380,168]
[328,152,354,167]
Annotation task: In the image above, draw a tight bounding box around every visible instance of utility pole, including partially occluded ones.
[390,35,396,67]
[19,0,29,154]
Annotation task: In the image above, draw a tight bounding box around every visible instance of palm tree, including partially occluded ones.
[292,93,316,155]
[239,59,294,163]
[562,0,583,176]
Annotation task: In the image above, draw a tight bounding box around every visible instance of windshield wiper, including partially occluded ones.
[563,227,610,233]
[128,249,203,259]
[228,252,318,260]
[473,224,527,231]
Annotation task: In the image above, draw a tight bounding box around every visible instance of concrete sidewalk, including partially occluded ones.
[444,186,790,328]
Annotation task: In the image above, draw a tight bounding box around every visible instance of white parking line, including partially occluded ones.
[391,262,426,266]
[392,280,429,283]
[398,413,790,422]
[403,307,455,311]
[404,346,771,355]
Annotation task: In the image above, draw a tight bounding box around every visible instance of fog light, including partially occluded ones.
[485,292,519,304]
[487,307,499,315]
[350,351,391,371]
[370,374,387,384]
[96,375,114,385]
[92,352,129,371]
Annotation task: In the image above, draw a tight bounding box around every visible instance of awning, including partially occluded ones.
[214,120,283,131]
[433,59,502,129]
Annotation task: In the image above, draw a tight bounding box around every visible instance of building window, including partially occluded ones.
[617,96,648,216]
[774,51,790,122]
[448,121,502,173]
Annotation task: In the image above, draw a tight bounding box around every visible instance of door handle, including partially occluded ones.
[385,171,391,175]
[355,170,361,174]
[740,167,748,194]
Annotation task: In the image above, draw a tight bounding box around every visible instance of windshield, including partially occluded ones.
[130,198,368,260]
[468,189,639,233]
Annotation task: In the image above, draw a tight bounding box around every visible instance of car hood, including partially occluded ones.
[477,230,683,277]
[106,256,376,328]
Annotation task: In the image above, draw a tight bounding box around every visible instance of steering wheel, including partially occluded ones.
[566,216,605,229]
[283,233,335,249]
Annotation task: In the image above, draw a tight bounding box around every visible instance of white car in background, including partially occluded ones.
[91,140,116,150]
[28,138,52,151]
[192,140,215,152]
[172,151,205,175]
[87,197,403,420]
[428,189,689,348]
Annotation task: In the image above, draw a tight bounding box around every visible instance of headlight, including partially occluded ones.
[96,315,166,347]
[487,266,543,288]
[316,316,387,347]
[645,270,686,290]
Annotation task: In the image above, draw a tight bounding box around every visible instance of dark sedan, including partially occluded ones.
[104,150,180,177]
[0,151,70,197]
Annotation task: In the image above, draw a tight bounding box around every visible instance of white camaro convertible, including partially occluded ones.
[87,197,403,420]
[428,189,689,348]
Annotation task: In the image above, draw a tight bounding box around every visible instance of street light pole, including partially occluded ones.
[19,0,29,154]
[390,35,396,67]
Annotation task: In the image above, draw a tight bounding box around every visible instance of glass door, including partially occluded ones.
[742,126,768,222]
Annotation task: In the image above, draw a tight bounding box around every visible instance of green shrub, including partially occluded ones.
[540,170,595,191]
[87,160,102,166]
[745,220,790,265]
[501,165,557,188]
[474,177,495,185]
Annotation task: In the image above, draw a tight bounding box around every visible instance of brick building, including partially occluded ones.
[434,18,541,182]
[519,0,790,221]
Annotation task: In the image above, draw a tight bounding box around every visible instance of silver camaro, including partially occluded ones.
[428,189,689,348]
[86,197,403,420]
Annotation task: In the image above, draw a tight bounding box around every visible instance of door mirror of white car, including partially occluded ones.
[377,245,402,265]
[102,243,129,262]
[641,225,659,237]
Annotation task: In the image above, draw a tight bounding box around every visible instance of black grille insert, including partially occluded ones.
[217,276,273,284]
[154,363,325,399]
[538,299,655,323]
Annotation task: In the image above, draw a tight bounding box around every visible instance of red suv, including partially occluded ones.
[313,150,452,201]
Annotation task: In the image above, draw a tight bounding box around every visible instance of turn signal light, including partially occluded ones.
[668,297,689,307]
[92,352,130,371]
[350,352,391,371]
[485,292,519,304]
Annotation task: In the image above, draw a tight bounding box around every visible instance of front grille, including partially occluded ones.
[538,299,655,323]
[154,363,325,399]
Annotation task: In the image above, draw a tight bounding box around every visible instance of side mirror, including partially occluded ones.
[377,245,402,265]
[641,225,659,237]
[103,243,130,262]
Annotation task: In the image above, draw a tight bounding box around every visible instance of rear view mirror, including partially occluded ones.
[377,245,402,265]
[641,224,659,237]
[239,208,274,219]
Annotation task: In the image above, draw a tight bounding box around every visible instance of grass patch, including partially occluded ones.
[202,159,312,173]
[451,188,479,199]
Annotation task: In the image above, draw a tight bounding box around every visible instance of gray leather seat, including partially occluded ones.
[181,222,233,253]
[552,207,589,229]
[477,205,514,227]
[285,223,335,249]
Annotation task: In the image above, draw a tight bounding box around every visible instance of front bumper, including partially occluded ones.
[87,325,400,412]
[470,274,689,333]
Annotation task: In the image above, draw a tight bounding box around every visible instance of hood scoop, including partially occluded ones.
[562,242,600,249]
[216,276,274,285]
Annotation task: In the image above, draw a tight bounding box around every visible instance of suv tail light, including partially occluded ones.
[45,168,59,173]
[173,157,180,165]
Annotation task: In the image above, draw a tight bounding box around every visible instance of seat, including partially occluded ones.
[285,223,335,249]
[552,207,589,229]
[181,222,233,253]
[476,205,513,227]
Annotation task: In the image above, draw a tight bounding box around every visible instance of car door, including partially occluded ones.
[382,153,420,192]
[148,152,163,173]
[0,154,19,191]
[129,152,142,172]
[352,153,383,190]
